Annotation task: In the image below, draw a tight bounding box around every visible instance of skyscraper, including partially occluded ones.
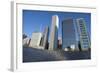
[49,15,59,50]
[41,26,49,49]
[76,18,90,51]
[62,18,78,51]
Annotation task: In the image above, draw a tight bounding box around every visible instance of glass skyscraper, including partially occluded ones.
[76,18,90,51]
[49,15,59,50]
[62,18,78,51]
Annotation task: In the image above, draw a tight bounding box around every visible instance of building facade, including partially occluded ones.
[49,15,59,50]
[76,18,90,51]
[29,32,42,48]
[23,37,30,48]
[62,18,78,51]
[41,26,49,49]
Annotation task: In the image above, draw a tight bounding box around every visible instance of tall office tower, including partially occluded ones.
[76,18,90,51]
[41,26,49,49]
[29,32,42,48]
[49,15,59,50]
[62,18,78,51]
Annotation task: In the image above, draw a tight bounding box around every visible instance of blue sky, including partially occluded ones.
[23,10,91,40]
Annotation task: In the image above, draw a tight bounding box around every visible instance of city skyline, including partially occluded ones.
[23,10,91,62]
[23,10,91,41]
